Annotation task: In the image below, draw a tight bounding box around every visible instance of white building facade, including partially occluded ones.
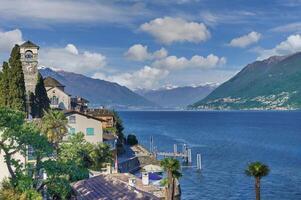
[64,111,103,144]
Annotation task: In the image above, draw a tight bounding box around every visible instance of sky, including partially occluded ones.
[1,0,301,90]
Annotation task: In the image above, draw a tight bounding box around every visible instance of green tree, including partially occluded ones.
[91,143,113,170]
[59,132,94,169]
[0,107,52,190]
[8,45,26,112]
[127,134,138,146]
[112,111,125,149]
[160,158,182,200]
[0,62,10,107]
[245,162,270,200]
[41,110,68,151]
[33,73,50,118]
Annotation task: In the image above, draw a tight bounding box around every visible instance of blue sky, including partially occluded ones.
[1,0,301,90]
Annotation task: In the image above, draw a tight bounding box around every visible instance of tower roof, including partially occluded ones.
[44,77,65,88]
[20,40,39,49]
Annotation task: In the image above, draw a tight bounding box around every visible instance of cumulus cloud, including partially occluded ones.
[140,17,210,44]
[93,66,169,90]
[229,31,261,48]
[0,29,23,53]
[256,34,301,60]
[124,44,168,61]
[39,44,106,74]
[152,54,226,70]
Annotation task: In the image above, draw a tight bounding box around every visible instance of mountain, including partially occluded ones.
[191,52,301,110]
[39,67,157,109]
[137,84,217,109]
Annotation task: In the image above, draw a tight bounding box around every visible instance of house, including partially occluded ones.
[44,77,71,110]
[64,110,104,144]
[71,173,162,200]
[71,96,89,112]
[86,108,115,129]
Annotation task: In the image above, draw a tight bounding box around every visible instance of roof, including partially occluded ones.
[87,109,114,117]
[20,40,40,49]
[64,110,106,122]
[71,96,90,104]
[44,77,65,88]
[71,174,161,200]
[103,133,117,141]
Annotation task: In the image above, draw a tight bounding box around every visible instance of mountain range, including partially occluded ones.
[39,67,157,109]
[191,52,301,110]
[137,84,217,109]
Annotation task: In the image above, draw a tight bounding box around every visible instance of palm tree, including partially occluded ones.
[245,161,270,200]
[160,158,182,200]
[41,110,68,152]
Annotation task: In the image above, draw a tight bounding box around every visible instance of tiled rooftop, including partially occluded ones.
[72,173,163,200]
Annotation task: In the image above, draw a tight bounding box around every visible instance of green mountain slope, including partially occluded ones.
[191,52,301,110]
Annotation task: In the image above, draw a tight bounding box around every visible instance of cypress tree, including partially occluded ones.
[34,73,50,117]
[8,45,26,112]
[0,62,10,107]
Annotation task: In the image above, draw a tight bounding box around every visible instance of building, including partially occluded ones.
[71,173,162,200]
[71,97,89,112]
[20,40,39,94]
[44,77,72,110]
[86,108,115,129]
[64,110,104,144]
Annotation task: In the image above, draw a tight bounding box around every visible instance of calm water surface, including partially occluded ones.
[118,111,301,200]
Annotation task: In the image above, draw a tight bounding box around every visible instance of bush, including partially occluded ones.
[127,134,138,146]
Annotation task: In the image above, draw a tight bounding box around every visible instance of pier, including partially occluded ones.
[150,136,201,169]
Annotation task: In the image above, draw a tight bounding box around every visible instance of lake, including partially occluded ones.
[118,111,301,200]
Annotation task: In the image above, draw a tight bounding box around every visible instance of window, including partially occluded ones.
[50,96,59,105]
[69,116,76,124]
[86,128,94,136]
[69,127,76,135]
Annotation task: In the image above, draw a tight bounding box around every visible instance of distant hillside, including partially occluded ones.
[39,67,157,109]
[191,52,301,110]
[137,84,217,109]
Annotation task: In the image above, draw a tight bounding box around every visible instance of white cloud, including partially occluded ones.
[140,17,210,44]
[93,66,169,90]
[256,34,301,60]
[0,0,149,25]
[0,29,23,53]
[152,54,226,70]
[200,10,257,26]
[40,44,106,74]
[229,31,261,48]
[271,22,301,33]
[65,44,79,55]
[124,44,168,61]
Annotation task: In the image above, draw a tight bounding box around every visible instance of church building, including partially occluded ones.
[20,41,39,94]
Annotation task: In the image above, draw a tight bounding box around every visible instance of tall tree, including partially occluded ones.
[0,62,11,107]
[33,73,50,118]
[41,110,68,152]
[245,162,270,200]
[160,158,182,200]
[8,45,26,112]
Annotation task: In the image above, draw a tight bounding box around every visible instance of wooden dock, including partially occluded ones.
[156,152,187,158]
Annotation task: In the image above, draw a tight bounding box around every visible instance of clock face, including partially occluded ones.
[25,50,33,59]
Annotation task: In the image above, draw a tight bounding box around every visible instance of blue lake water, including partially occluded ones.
[118,111,301,200]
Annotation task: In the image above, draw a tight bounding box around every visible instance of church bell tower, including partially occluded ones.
[20,40,39,94]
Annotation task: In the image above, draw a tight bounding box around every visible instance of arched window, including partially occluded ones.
[25,50,33,59]
[50,96,59,105]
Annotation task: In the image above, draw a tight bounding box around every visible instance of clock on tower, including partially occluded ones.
[20,40,39,94]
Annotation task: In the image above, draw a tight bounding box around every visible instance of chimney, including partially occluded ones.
[142,172,149,186]
[128,177,136,187]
